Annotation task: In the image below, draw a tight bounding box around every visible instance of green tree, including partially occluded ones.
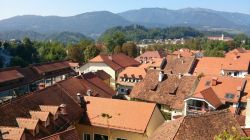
[9,56,27,67]
[214,127,249,140]
[68,45,85,62]
[84,45,100,61]
[104,31,126,54]
[113,45,122,54]
[0,56,3,68]
[122,42,138,57]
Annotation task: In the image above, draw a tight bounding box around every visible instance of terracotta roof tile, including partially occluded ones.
[95,70,111,80]
[130,70,197,110]
[200,87,223,108]
[0,70,24,83]
[39,105,59,116]
[0,84,83,128]
[81,96,156,133]
[16,118,39,130]
[193,76,246,105]
[0,126,25,140]
[90,53,140,71]
[29,111,50,122]
[164,55,196,74]
[135,51,166,61]
[32,61,71,74]
[150,110,245,140]
[194,56,250,76]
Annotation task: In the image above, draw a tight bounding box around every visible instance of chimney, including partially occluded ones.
[86,90,92,96]
[108,55,112,61]
[158,71,164,82]
[211,77,218,86]
[178,54,182,58]
[77,93,87,109]
[181,60,185,64]
[59,104,67,115]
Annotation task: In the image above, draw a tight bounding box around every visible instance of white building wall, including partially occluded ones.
[223,70,248,78]
[245,99,250,128]
[80,62,116,88]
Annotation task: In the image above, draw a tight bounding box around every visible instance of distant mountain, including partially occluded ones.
[119,8,250,34]
[0,31,90,43]
[0,8,250,38]
[0,11,131,38]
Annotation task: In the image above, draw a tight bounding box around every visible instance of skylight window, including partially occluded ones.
[225,93,235,99]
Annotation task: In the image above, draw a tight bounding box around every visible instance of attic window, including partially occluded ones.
[225,93,235,100]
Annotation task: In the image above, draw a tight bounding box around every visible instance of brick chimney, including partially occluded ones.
[77,93,87,110]
[212,77,218,86]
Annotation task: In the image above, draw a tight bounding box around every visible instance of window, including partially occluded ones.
[94,134,108,140]
[121,88,125,92]
[117,138,127,140]
[225,93,235,99]
[83,133,91,140]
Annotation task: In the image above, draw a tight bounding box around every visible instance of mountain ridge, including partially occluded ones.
[0,7,249,39]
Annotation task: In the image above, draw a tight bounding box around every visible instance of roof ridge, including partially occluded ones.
[186,109,229,118]
[0,84,58,108]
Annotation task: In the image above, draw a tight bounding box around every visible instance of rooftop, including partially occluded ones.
[81,96,156,133]
[0,126,25,140]
[29,111,50,122]
[39,105,59,115]
[194,55,250,76]
[149,110,245,140]
[89,53,140,71]
[0,70,24,83]
[130,70,197,110]
[16,118,39,130]
[192,76,246,106]
[32,61,71,74]
[164,55,196,74]
[135,51,166,61]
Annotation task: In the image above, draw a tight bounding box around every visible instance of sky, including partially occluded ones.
[1,0,250,20]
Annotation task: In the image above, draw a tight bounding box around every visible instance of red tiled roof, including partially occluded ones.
[0,70,24,83]
[150,110,245,140]
[194,56,250,76]
[0,67,43,92]
[0,126,25,140]
[135,51,166,61]
[95,70,111,80]
[57,74,115,99]
[200,87,223,108]
[90,53,140,71]
[81,73,116,97]
[193,76,246,105]
[0,84,83,134]
[32,61,71,74]
[81,96,156,133]
[130,70,197,110]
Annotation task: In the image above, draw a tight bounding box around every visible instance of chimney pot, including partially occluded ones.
[59,104,67,115]
[212,77,218,86]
